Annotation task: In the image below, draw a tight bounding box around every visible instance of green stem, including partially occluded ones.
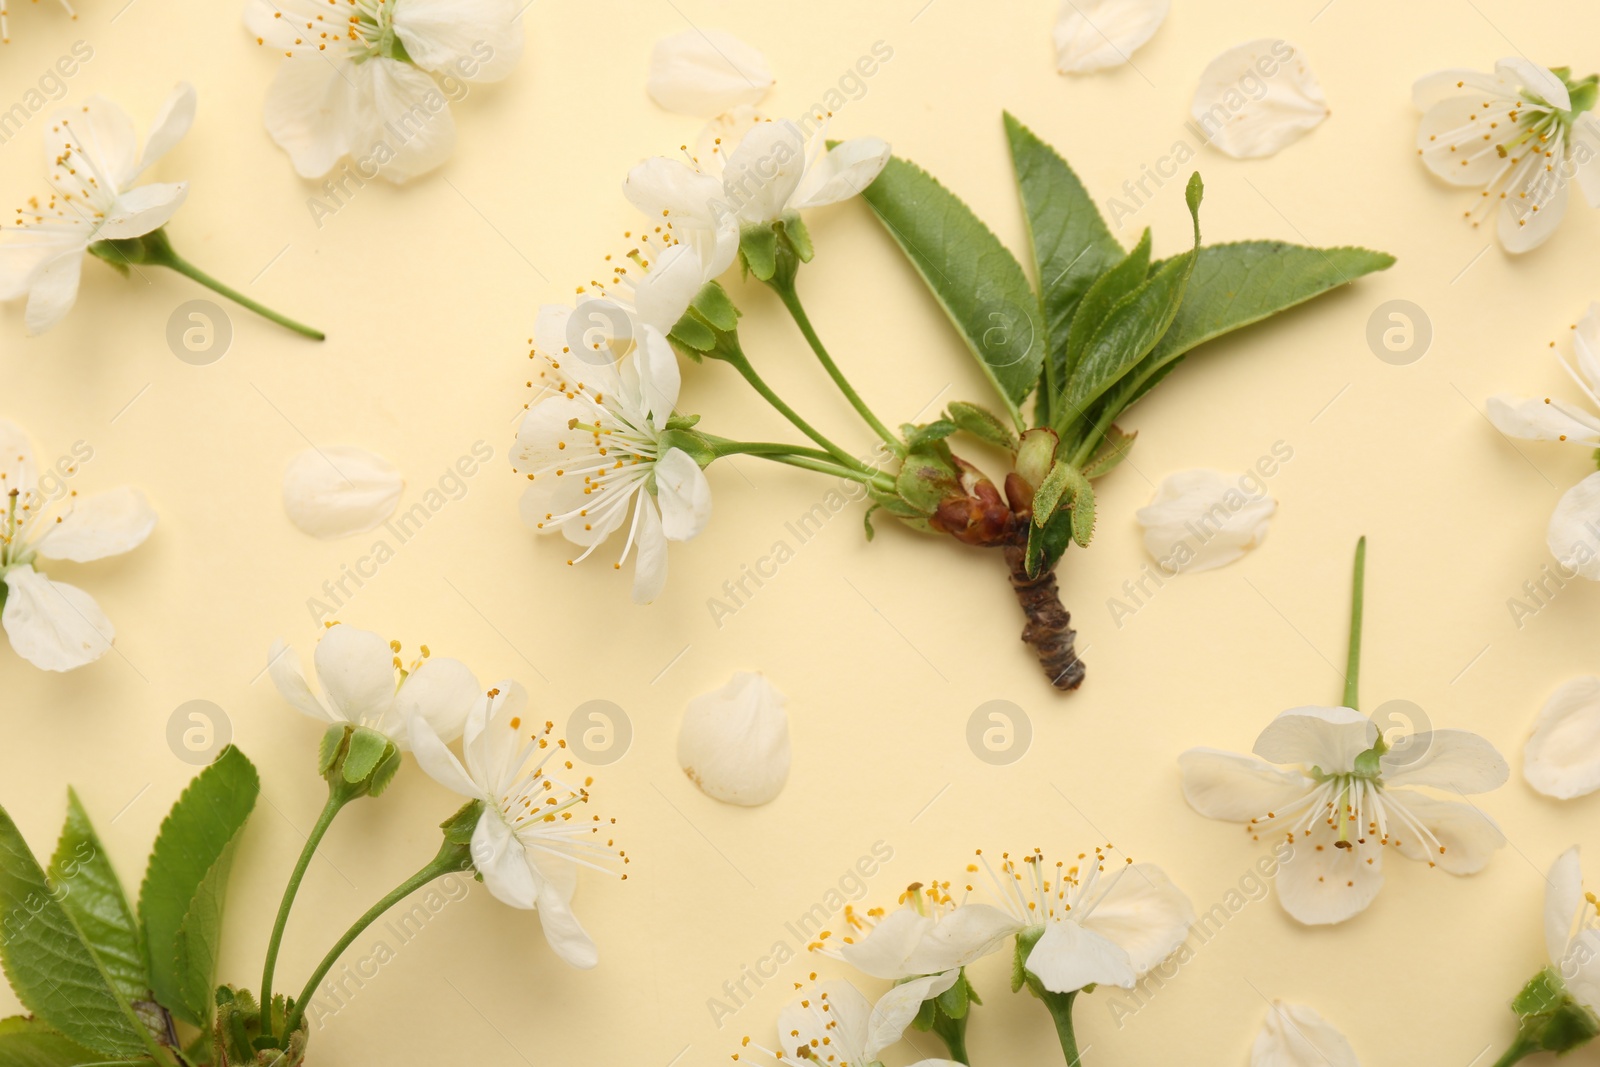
[768,277,904,456]
[1344,535,1366,710]
[282,838,466,1038]
[1037,988,1082,1066]
[259,780,357,1041]
[160,251,325,340]
[713,335,872,475]
[1491,1035,1540,1067]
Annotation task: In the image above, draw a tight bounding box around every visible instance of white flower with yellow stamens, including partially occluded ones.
[1,0,75,43]
[1415,58,1600,252]
[734,978,961,1067]
[408,680,626,969]
[513,320,711,604]
[0,419,155,672]
[244,0,523,182]
[1180,706,1508,925]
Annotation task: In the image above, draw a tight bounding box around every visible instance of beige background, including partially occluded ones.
[2,0,1599,1063]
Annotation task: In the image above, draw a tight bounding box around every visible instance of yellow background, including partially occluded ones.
[2,0,1598,1062]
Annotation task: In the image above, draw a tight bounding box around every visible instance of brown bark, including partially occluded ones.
[1002,543,1085,690]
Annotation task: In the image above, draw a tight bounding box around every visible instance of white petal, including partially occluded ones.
[261,56,358,180]
[646,29,773,116]
[25,249,84,336]
[630,496,669,605]
[864,971,958,1059]
[96,183,188,241]
[1485,394,1600,446]
[392,656,480,748]
[677,672,790,806]
[1252,706,1374,773]
[790,137,891,209]
[138,82,196,175]
[350,57,457,184]
[33,487,156,563]
[1385,789,1504,875]
[1499,171,1569,254]
[267,639,335,723]
[1,566,114,671]
[1136,469,1275,573]
[1024,919,1137,993]
[1273,816,1384,925]
[473,812,538,908]
[903,903,1023,974]
[1053,0,1169,74]
[654,448,712,542]
[0,420,40,502]
[282,445,403,540]
[1251,1001,1360,1067]
[533,879,598,968]
[312,624,398,729]
[1192,39,1328,159]
[1179,748,1315,822]
[1379,729,1508,794]
[723,119,808,225]
[1080,863,1195,975]
[839,908,934,980]
[407,710,483,799]
[393,0,524,82]
[1545,847,1584,968]
[1525,678,1600,799]
[1548,472,1600,579]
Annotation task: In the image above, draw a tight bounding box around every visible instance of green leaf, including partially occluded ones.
[0,1017,100,1067]
[48,790,148,1005]
[138,746,259,1028]
[1005,112,1125,415]
[1061,229,1151,390]
[0,806,152,1058]
[862,155,1044,427]
[946,401,1018,452]
[1062,174,1204,421]
[1083,426,1137,479]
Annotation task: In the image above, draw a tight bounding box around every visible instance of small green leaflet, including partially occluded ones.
[48,790,148,1006]
[861,157,1045,429]
[0,1016,99,1067]
[138,745,259,1028]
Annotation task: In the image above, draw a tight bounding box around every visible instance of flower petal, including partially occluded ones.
[25,248,84,336]
[1053,0,1169,74]
[790,137,891,210]
[1485,394,1600,446]
[260,56,358,180]
[1525,678,1600,799]
[903,903,1023,974]
[1252,706,1374,773]
[1251,1001,1359,1067]
[1545,846,1584,969]
[138,82,197,175]
[1136,469,1275,573]
[282,445,403,540]
[33,487,157,563]
[393,0,524,82]
[630,496,669,605]
[646,28,773,116]
[1191,40,1328,159]
[1385,789,1504,875]
[1380,729,1508,794]
[393,656,480,748]
[96,183,189,241]
[1179,748,1315,822]
[267,639,334,723]
[677,671,790,806]
[1,565,114,671]
[1025,919,1137,993]
[655,448,712,542]
[1548,471,1600,579]
[1080,863,1195,975]
[1273,816,1384,925]
[312,624,398,729]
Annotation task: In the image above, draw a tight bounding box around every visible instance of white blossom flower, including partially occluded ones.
[1053,0,1169,75]
[1415,59,1600,252]
[1136,469,1275,573]
[0,420,154,672]
[1180,706,1509,924]
[268,623,480,749]
[1543,847,1600,1014]
[1524,677,1600,799]
[677,672,790,806]
[1192,40,1328,159]
[513,320,711,604]
[408,680,625,969]
[1251,1001,1359,1067]
[647,29,773,116]
[0,83,194,335]
[282,444,404,539]
[244,0,523,183]
[1,0,75,43]
[735,978,960,1067]
[1487,302,1600,577]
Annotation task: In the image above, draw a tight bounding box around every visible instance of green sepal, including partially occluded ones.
[1509,966,1600,1053]
[946,401,1018,452]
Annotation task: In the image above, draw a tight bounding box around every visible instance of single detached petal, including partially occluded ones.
[677,671,790,806]
[1025,919,1137,993]
[1192,40,1328,159]
[393,0,524,82]
[282,445,404,540]
[25,248,85,336]
[1545,846,1584,969]
[1548,472,1600,580]
[1080,863,1195,975]
[1274,816,1384,925]
[312,624,398,728]
[839,908,935,980]
[1179,748,1314,822]
[261,56,358,181]
[631,495,669,605]
[1053,0,1169,74]
[349,57,458,184]
[1136,470,1275,573]
[1251,1001,1359,1067]
[1252,706,1374,774]
[2,565,114,671]
[790,137,891,209]
[903,902,1023,974]
[33,487,157,563]
[96,183,189,241]
[1486,394,1600,446]
[393,656,481,747]
[138,82,197,176]
[1525,678,1600,799]
[1385,789,1505,875]
[267,639,334,723]
[655,448,712,542]
[1380,729,1509,794]
[646,28,774,115]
